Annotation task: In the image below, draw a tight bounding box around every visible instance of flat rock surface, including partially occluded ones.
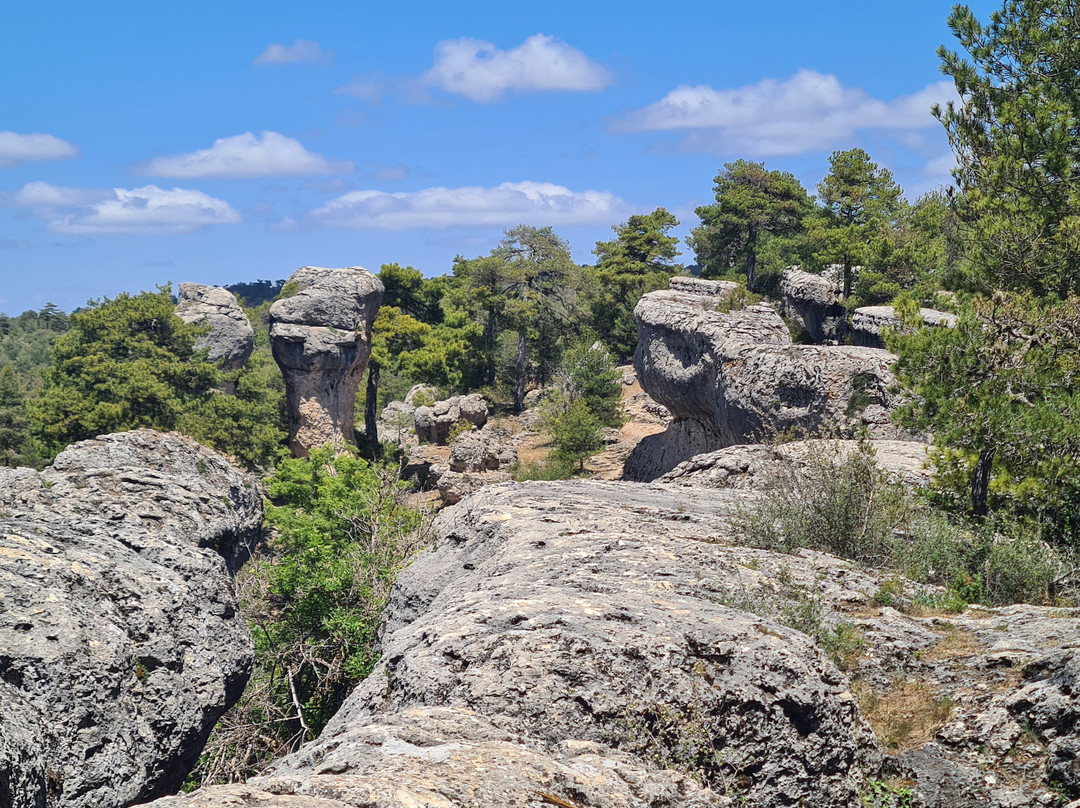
[0,430,261,808]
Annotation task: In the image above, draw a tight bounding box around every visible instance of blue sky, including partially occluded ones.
[0,0,996,314]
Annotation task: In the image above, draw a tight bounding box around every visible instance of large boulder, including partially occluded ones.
[413,394,487,445]
[0,430,261,808]
[174,283,255,375]
[627,278,913,480]
[659,439,932,491]
[781,266,848,344]
[159,480,880,807]
[852,305,959,349]
[154,473,1080,808]
[269,267,384,457]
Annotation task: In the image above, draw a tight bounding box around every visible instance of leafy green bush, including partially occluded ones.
[186,448,426,787]
[511,457,576,481]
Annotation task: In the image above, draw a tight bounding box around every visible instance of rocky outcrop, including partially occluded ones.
[414,394,487,445]
[158,480,881,807]
[627,277,913,480]
[174,283,254,375]
[157,471,1080,808]
[0,430,261,808]
[852,305,959,349]
[781,266,848,344]
[659,439,932,491]
[269,267,384,456]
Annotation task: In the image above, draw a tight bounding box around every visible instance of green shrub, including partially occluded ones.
[185,448,426,787]
[511,457,576,481]
[739,441,909,564]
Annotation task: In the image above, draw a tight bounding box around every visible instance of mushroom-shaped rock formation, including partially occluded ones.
[626,277,914,480]
[0,430,261,808]
[269,266,384,456]
[175,283,255,377]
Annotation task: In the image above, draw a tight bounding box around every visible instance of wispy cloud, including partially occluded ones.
[254,39,332,65]
[140,131,353,178]
[307,181,628,229]
[12,182,240,234]
[0,132,79,167]
[335,73,386,103]
[421,34,612,103]
[615,70,958,157]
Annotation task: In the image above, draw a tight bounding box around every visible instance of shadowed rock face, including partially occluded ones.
[627,278,913,480]
[175,283,254,374]
[269,267,384,457]
[0,430,261,808]
[780,267,848,344]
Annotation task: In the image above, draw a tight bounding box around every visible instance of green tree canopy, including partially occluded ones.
[891,292,1080,545]
[589,208,682,360]
[814,148,903,298]
[32,287,286,468]
[936,0,1080,296]
[689,160,811,292]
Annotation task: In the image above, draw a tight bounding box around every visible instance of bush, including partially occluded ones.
[739,441,909,565]
[185,448,427,787]
[737,441,1074,607]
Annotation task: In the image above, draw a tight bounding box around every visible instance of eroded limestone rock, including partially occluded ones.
[175,283,254,374]
[413,394,487,445]
[781,266,848,344]
[269,267,384,456]
[0,430,260,808]
[627,277,914,480]
[852,305,959,349]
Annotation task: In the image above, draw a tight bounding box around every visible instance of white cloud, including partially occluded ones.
[422,34,612,102]
[335,73,386,103]
[254,39,332,65]
[307,181,627,229]
[140,131,353,178]
[616,70,959,157]
[14,182,240,234]
[0,132,79,167]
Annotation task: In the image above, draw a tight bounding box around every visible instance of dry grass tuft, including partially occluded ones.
[855,679,955,752]
[919,629,982,663]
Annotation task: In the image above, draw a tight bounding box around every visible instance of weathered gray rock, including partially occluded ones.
[174,283,254,374]
[431,465,512,505]
[781,266,848,344]
[852,305,959,349]
[270,267,384,456]
[448,425,517,473]
[1006,652,1080,795]
[0,430,260,808]
[659,439,932,491]
[628,278,913,480]
[669,276,737,298]
[414,394,488,445]
[404,384,439,407]
[158,468,1080,808]
[147,706,729,808]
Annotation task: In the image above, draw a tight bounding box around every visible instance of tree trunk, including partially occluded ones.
[365,363,380,458]
[513,332,527,414]
[484,309,497,386]
[743,226,760,292]
[971,445,995,517]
